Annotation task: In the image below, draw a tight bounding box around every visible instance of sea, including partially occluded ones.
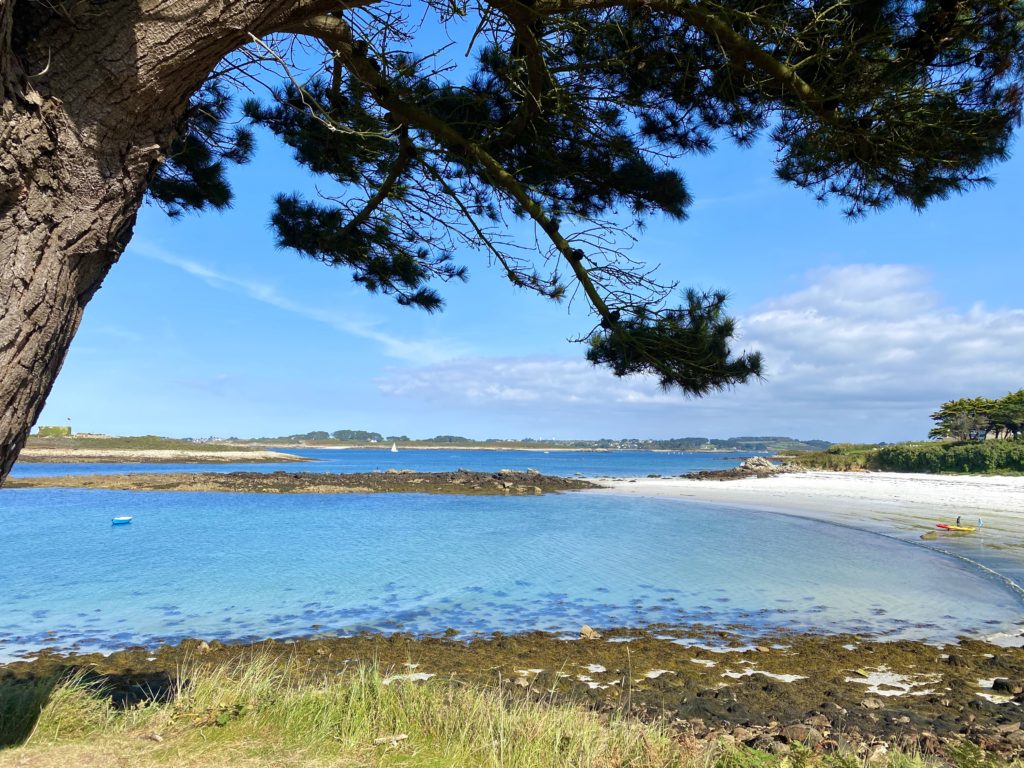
[1,449,1020,660]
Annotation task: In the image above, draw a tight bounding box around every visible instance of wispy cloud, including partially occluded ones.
[375,265,1024,439]
[134,242,463,364]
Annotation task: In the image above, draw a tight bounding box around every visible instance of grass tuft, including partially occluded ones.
[3,655,1022,768]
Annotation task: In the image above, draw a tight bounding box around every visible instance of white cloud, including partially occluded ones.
[745,264,1024,404]
[134,242,464,364]
[376,265,1024,440]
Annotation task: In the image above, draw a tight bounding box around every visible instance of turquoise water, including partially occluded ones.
[10,448,755,479]
[0,488,1019,660]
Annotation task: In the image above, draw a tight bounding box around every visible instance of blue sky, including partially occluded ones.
[36,48,1024,443]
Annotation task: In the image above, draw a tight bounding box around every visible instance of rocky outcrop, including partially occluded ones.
[5,469,599,495]
[685,455,800,481]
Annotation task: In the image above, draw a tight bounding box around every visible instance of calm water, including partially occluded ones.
[0,488,1019,660]
[10,448,756,479]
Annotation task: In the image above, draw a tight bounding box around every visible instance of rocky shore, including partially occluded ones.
[5,628,1024,759]
[685,455,801,481]
[16,447,308,464]
[4,469,599,495]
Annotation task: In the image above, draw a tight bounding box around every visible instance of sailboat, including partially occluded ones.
[390,442,398,453]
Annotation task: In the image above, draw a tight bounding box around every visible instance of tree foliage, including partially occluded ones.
[929,390,1024,441]
[149,0,1024,395]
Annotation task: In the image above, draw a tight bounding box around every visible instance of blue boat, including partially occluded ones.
[111,516,133,525]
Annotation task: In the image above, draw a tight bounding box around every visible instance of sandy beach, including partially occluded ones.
[599,471,1024,595]
[601,471,1024,536]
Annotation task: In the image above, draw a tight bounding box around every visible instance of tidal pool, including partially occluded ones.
[0,488,1019,659]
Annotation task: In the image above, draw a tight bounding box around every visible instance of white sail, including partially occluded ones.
[391,442,398,453]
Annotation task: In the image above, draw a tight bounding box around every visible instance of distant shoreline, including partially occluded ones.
[236,442,748,453]
[16,448,309,464]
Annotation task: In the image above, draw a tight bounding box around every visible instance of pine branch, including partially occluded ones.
[529,0,840,126]
[291,13,618,325]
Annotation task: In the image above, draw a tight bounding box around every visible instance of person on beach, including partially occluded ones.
[956,515,961,527]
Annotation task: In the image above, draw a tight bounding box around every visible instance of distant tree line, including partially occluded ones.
[259,432,828,451]
[929,391,1024,442]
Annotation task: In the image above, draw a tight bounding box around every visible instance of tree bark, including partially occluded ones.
[0,0,336,483]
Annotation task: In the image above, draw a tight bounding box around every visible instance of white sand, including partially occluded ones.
[597,471,1024,551]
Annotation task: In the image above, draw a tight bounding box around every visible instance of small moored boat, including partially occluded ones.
[111,516,133,525]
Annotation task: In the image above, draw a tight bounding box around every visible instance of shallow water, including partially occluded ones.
[0,488,1019,660]
[9,448,753,479]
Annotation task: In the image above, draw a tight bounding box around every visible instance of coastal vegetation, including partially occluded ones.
[4,630,1024,765]
[929,391,1024,442]
[787,392,1024,475]
[25,435,251,453]
[790,441,1024,474]
[0,657,686,767]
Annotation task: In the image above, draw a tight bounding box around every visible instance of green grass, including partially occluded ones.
[2,656,686,767]
[3,656,1020,768]
[24,435,247,452]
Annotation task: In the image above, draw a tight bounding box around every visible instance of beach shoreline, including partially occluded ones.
[597,470,1024,542]
[597,471,1024,620]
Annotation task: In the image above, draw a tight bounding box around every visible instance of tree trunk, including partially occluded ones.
[0,0,333,483]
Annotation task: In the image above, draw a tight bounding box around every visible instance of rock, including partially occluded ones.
[197,640,210,654]
[580,624,602,640]
[688,718,708,737]
[993,678,1024,695]
[920,531,939,540]
[865,743,888,762]
[533,486,543,495]
[861,697,885,710]
[781,725,824,747]
[804,714,831,730]
[751,736,782,753]
[755,646,770,653]
[946,654,969,668]
[997,722,1021,734]
[896,716,911,724]
[739,456,778,472]
[732,726,757,743]
[1005,730,1024,746]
